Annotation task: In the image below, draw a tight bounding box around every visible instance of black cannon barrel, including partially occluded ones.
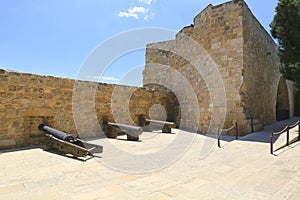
[107,122,143,133]
[38,124,75,142]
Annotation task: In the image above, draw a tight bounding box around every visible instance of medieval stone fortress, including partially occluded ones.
[0,0,297,148]
[0,0,299,199]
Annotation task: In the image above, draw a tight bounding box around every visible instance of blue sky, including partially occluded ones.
[0,0,278,86]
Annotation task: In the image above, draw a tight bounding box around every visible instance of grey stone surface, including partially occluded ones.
[0,119,299,199]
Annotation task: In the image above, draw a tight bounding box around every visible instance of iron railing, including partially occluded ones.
[270,120,300,154]
[217,122,238,148]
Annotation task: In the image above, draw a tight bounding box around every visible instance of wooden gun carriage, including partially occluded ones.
[38,124,103,158]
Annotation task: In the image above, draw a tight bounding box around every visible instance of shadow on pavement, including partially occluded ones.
[239,117,300,143]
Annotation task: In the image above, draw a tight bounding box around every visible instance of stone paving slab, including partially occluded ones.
[0,119,300,199]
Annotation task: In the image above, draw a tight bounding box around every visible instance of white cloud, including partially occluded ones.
[143,15,149,20]
[100,76,119,81]
[139,0,153,5]
[117,6,149,20]
[79,75,119,83]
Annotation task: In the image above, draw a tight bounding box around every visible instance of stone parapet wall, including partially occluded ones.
[0,69,178,149]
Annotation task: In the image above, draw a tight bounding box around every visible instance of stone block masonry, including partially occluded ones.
[143,0,296,135]
[0,69,179,149]
[0,0,298,149]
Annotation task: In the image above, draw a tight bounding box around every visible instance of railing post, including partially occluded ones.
[286,126,290,146]
[251,117,254,132]
[218,128,221,148]
[298,120,300,141]
[270,133,273,154]
[235,122,238,140]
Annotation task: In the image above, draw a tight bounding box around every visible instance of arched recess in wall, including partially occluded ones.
[143,83,181,126]
[294,90,300,116]
[276,77,290,121]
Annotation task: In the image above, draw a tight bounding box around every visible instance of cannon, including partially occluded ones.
[38,124,103,158]
[138,117,176,133]
[103,121,143,141]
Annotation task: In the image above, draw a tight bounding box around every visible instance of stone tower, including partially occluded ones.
[143,0,295,135]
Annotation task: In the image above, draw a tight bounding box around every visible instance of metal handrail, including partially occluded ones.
[220,124,236,132]
[289,120,299,129]
[273,126,289,135]
[270,120,300,154]
[218,122,238,148]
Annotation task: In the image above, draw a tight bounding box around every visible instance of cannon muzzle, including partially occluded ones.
[38,124,75,142]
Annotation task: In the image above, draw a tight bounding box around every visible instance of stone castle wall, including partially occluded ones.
[0,69,178,149]
[143,0,295,134]
[144,0,245,134]
[241,4,294,127]
[1,0,297,149]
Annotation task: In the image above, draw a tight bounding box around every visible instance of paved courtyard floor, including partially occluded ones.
[0,118,299,199]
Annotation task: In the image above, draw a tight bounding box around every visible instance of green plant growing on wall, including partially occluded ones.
[270,0,300,88]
